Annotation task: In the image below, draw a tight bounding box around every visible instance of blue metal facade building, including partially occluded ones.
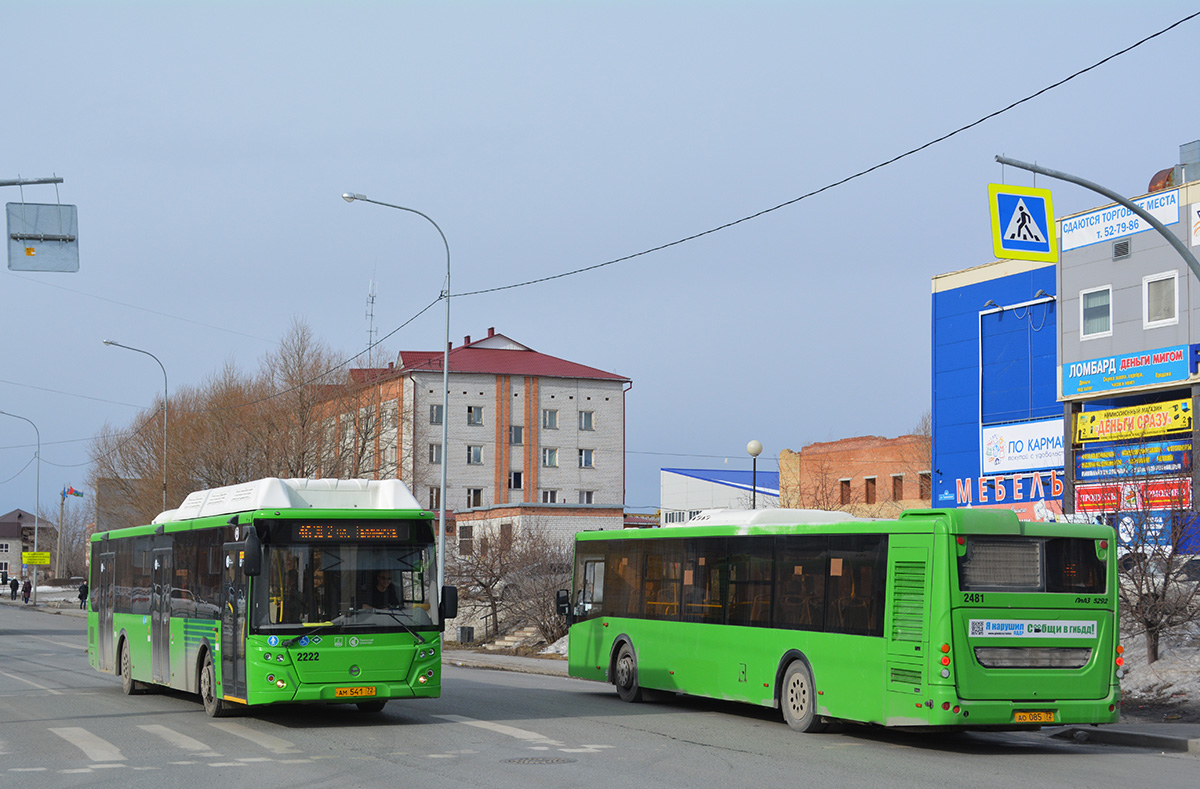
[931,261,1063,516]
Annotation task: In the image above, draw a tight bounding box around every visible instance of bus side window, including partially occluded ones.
[577,560,604,618]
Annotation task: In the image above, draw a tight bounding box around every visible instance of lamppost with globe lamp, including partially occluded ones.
[747,440,763,510]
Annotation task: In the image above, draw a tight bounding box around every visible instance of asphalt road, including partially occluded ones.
[2,605,1197,788]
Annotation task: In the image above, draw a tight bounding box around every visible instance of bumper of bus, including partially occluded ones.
[887,684,1120,728]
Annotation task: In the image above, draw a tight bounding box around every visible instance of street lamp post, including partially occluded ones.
[103,341,169,513]
[342,192,451,593]
[747,440,763,510]
[1,410,40,605]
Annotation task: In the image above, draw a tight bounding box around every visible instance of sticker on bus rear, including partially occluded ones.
[969,619,1097,638]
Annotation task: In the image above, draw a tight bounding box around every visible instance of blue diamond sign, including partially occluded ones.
[989,183,1057,263]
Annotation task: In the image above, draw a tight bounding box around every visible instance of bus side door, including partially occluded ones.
[221,542,248,701]
[97,551,115,672]
[151,547,172,684]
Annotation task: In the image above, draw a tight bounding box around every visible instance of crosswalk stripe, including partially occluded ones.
[49,727,126,762]
[137,724,220,757]
[207,721,300,754]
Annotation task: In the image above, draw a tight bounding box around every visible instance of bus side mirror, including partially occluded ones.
[556,588,570,616]
[243,525,262,577]
[439,585,458,623]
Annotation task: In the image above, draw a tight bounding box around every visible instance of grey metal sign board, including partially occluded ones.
[7,202,79,272]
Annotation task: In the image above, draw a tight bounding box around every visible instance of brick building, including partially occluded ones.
[778,435,931,517]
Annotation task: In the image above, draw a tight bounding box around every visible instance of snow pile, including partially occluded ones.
[540,635,568,656]
[1120,624,1200,706]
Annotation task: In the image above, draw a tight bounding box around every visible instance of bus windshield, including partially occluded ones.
[252,541,438,631]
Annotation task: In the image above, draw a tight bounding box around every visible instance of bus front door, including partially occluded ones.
[98,551,115,672]
[151,547,172,684]
[220,543,247,701]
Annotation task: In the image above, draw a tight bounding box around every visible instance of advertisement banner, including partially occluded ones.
[1074,398,1192,443]
[981,419,1064,474]
[1075,438,1192,481]
[969,619,1098,639]
[1074,477,1192,514]
[1063,346,1190,397]
[1060,188,1179,252]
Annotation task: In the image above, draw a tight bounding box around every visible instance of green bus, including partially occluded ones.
[88,477,457,717]
[558,507,1121,731]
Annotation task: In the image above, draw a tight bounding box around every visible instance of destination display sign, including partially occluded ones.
[292,522,412,541]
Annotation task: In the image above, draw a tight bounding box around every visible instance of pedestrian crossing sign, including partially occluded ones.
[989,183,1057,263]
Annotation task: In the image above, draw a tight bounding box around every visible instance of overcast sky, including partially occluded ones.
[3,1,1199,520]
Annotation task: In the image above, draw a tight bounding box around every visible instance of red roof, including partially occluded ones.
[396,333,629,382]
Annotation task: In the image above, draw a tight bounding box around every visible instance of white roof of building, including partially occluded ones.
[154,478,422,523]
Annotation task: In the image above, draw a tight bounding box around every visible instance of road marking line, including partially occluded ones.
[433,714,555,743]
[138,724,220,757]
[0,669,63,695]
[49,727,126,762]
[29,635,86,650]
[207,721,301,754]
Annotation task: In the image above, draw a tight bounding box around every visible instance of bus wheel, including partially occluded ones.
[781,661,826,733]
[200,654,233,718]
[119,640,145,695]
[614,643,643,703]
[357,700,387,713]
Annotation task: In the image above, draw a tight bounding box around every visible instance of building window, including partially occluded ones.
[578,448,594,469]
[429,404,443,425]
[466,445,483,465]
[510,425,523,445]
[509,471,523,490]
[499,523,513,549]
[428,487,440,510]
[541,489,559,503]
[459,523,474,556]
[579,490,595,505]
[542,447,558,467]
[429,444,442,464]
[579,410,594,431]
[919,472,932,501]
[467,406,484,426]
[466,488,482,508]
[1144,271,1178,329]
[864,477,877,505]
[839,479,851,505]
[1081,285,1112,339]
[892,475,904,501]
[542,409,558,429]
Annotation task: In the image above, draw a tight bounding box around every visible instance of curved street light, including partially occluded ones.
[343,191,451,593]
[103,340,168,513]
[1,410,40,605]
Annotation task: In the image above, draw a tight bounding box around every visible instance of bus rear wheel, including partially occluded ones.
[200,653,233,718]
[781,661,827,733]
[614,643,643,703]
[357,700,387,713]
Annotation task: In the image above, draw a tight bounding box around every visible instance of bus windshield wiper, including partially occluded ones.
[372,607,426,644]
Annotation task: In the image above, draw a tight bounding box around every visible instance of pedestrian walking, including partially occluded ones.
[8,577,17,600]
[22,579,32,604]
[78,581,89,610]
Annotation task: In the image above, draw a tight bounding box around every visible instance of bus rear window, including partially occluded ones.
[958,537,1105,594]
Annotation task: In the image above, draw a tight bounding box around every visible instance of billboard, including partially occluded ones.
[981,418,1063,474]
[1062,346,1189,397]
[1074,399,1192,443]
[1075,438,1192,481]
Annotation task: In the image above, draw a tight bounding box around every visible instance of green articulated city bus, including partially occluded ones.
[558,507,1121,731]
[87,477,457,717]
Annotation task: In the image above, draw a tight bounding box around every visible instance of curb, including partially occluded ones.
[1052,726,1200,754]
[445,655,568,678]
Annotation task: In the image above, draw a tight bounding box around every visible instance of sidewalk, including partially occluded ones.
[0,592,87,618]
[444,647,569,677]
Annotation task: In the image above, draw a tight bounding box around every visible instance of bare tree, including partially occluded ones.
[39,496,93,580]
[502,522,573,644]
